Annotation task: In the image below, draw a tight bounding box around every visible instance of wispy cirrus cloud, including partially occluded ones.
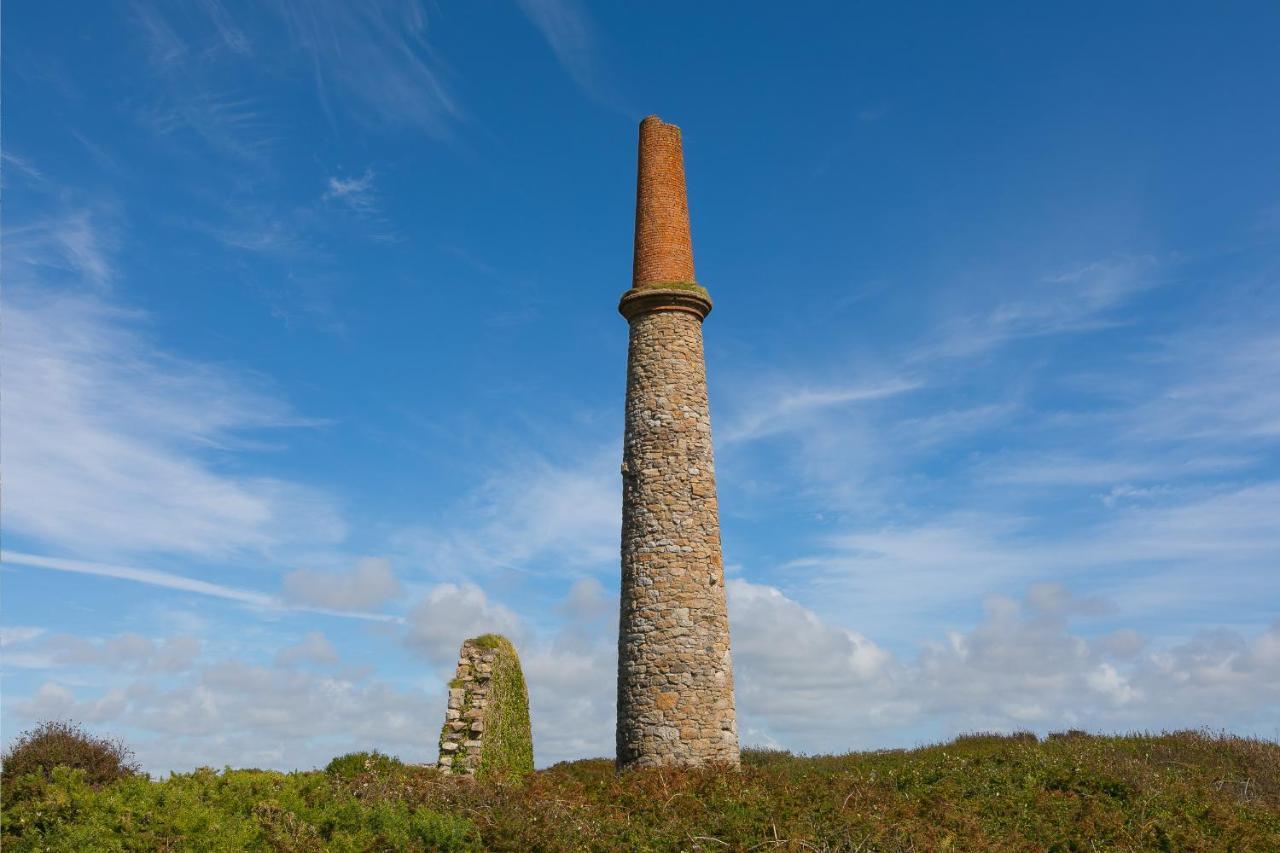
[515,0,623,109]
[391,450,619,578]
[920,255,1159,361]
[271,0,458,136]
[195,0,252,56]
[4,209,118,288]
[787,480,1280,643]
[3,552,404,625]
[131,1,275,160]
[722,379,922,444]
[2,287,344,560]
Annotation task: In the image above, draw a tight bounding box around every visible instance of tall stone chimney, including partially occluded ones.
[616,116,740,769]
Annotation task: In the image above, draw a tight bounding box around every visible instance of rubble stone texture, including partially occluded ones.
[616,116,741,769]
[436,635,533,781]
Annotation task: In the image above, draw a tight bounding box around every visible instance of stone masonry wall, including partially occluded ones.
[616,304,740,768]
[437,635,532,780]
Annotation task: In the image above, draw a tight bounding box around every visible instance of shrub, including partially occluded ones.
[324,750,404,780]
[1,720,139,793]
[740,746,796,767]
[1,766,482,851]
[5,731,1278,849]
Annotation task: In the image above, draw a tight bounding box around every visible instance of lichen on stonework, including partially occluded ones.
[639,280,710,298]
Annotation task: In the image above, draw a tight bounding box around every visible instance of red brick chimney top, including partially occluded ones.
[632,116,696,287]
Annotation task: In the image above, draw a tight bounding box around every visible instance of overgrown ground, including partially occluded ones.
[4,731,1278,851]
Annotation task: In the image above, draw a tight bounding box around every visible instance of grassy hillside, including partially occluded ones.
[4,731,1278,850]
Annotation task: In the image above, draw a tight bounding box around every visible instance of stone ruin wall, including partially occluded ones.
[437,640,492,776]
[436,635,532,779]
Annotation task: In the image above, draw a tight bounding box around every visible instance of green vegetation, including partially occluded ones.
[1,720,139,788]
[643,280,710,299]
[1,765,480,852]
[475,635,533,782]
[324,751,404,781]
[5,727,1278,850]
[471,633,504,650]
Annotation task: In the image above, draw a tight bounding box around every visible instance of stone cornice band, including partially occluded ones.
[618,286,713,322]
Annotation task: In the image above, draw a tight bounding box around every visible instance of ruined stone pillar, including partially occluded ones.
[437,635,533,780]
[616,115,740,769]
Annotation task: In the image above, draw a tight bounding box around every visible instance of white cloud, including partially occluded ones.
[1,150,47,184]
[5,551,277,608]
[393,453,618,577]
[976,452,1254,487]
[515,0,620,107]
[4,580,612,771]
[1128,326,1280,442]
[271,0,457,136]
[727,578,1280,752]
[322,168,378,214]
[924,256,1158,360]
[196,0,252,56]
[4,209,117,287]
[13,662,439,773]
[37,633,202,674]
[275,632,340,667]
[11,575,1275,772]
[282,558,403,612]
[782,477,1280,641]
[723,380,922,444]
[3,551,403,624]
[403,583,523,664]
[1,626,48,647]
[1,286,345,560]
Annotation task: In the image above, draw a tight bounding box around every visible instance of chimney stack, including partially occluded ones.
[616,115,739,770]
[632,116,697,287]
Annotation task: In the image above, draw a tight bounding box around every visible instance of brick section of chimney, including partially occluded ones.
[632,116,697,287]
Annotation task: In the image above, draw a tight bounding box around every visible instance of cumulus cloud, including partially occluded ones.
[275,631,340,667]
[727,579,1280,753]
[282,558,403,612]
[10,575,1277,772]
[4,580,612,771]
[403,582,523,664]
[9,628,438,773]
[1,626,48,647]
[42,634,202,674]
[322,168,377,210]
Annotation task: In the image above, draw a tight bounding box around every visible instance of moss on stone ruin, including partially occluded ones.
[641,280,710,299]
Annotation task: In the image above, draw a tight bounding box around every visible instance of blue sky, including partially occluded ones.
[3,1,1279,772]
